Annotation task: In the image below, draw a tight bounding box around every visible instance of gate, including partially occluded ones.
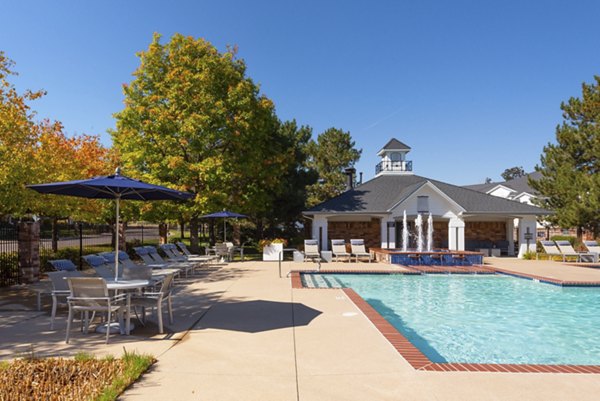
[0,222,20,286]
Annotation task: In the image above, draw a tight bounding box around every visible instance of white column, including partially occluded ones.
[448,217,465,251]
[381,217,396,249]
[312,216,329,251]
[517,216,537,258]
[506,218,515,256]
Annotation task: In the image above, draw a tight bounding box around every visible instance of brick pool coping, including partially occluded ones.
[290,270,600,374]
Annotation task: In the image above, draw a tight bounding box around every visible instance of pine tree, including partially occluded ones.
[531,76,600,237]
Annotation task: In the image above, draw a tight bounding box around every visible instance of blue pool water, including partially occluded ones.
[328,274,600,365]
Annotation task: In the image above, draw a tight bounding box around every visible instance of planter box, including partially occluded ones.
[262,243,284,261]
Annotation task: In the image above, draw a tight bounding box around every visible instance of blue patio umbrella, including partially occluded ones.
[200,210,247,242]
[28,168,194,280]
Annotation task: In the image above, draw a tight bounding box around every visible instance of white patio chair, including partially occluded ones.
[225,241,244,261]
[350,239,372,263]
[555,240,597,263]
[331,239,351,262]
[130,273,175,334]
[215,243,233,262]
[47,270,82,330]
[65,277,126,344]
[303,240,321,262]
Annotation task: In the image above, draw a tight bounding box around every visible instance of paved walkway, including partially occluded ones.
[121,260,600,401]
[2,259,600,400]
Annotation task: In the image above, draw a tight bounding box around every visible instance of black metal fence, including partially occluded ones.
[0,222,20,286]
[0,220,160,286]
[38,221,160,272]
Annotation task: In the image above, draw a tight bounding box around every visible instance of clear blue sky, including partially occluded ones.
[3,0,600,185]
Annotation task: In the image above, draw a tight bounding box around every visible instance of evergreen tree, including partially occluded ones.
[306,128,361,206]
[501,166,525,181]
[531,76,600,237]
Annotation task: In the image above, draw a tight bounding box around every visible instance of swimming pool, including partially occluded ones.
[321,274,600,365]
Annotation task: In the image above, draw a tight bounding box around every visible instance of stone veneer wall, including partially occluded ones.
[432,222,448,248]
[465,221,506,242]
[328,218,381,250]
[18,221,40,283]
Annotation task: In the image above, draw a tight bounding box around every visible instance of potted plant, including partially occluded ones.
[259,238,287,261]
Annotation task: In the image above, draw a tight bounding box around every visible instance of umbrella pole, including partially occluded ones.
[115,196,120,281]
[223,218,226,242]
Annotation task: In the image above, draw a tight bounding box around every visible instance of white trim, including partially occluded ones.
[486,184,517,196]
[388,181,466,214]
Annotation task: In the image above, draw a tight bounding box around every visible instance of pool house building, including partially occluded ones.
[303,139,550,258]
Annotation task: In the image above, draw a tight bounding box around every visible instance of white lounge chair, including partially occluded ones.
[583,240,600,258]
[555,240,597,263]
[303,240,321,262]
[350,239,372,263]
[538,240,564,261]
[331,239,351,262]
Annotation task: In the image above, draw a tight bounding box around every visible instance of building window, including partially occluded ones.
[417,196,429,213]
[390,152,402,161]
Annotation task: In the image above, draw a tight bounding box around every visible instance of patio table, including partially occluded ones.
[103,279,150,335]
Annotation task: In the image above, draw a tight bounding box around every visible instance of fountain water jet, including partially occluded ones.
[427,213,433,251]
[416,213,423,252]
[402,210,408,252]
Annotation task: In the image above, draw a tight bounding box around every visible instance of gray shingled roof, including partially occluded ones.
[305,174,550,215]
[381,138,411,151]
[464,172,541,196]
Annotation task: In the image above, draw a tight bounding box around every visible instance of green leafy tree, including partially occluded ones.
[262,120,317,237]
[306,128,361,206]
[0,52,45,216]
[112,33,286,250]
[531,76,600,237]
[501,166,526,181]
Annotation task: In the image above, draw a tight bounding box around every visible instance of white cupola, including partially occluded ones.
[375,138,413,176]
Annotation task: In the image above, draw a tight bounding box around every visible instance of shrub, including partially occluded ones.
[257,238,287,251]
[521,250,537,260]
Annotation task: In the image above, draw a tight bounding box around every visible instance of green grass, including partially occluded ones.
[0,350,155,400]
[74,351,96,362]
[94,351,155,401]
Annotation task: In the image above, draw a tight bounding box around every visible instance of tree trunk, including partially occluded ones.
[119,221,127,251]
[577,226,584,241]
[179,218,185,239]
[233,223,241,246]
[190,217,199,254]
[159,223,168,245]
[51,217,59,252]
[256,218,264,239]
[209,220,215,246]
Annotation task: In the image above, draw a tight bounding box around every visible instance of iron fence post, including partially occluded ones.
[78,222,83,270]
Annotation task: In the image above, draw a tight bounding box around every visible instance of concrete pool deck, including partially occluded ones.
[1,258,600,400]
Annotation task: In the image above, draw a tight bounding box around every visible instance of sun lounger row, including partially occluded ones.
[538,240,598,262]
[304,239,373,262]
